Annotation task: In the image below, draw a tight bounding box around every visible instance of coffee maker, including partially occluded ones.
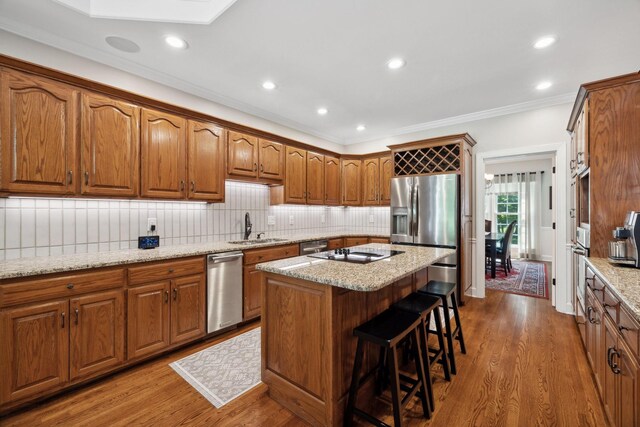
[608,211,640,268]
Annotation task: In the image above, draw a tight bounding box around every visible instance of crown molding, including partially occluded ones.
[343,93,576,145]
[0,19,343,145]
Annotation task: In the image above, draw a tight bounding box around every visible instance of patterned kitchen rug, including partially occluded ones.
[170,327,261,408]
[485,260,548,299]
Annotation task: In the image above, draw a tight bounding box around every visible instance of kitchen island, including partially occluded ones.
[256,244,455,426]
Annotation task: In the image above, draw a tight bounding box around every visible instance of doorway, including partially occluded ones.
[472,142,572,315]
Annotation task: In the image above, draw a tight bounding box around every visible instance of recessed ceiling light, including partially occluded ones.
[164,35,188,49]
[262,81,276,90]
[105,36,140,53]
[356,125,366,132]
[387,58,406,70]
[534,36,556,49]
[536,81,553,90]
[317,107,328,116]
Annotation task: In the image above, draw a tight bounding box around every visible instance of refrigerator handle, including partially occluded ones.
[408,181,414,236]
[413,185,419,236]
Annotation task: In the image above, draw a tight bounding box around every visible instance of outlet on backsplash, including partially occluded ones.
[147,218,157,233]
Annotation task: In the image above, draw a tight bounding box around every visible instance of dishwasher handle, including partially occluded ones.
[302,245,327,253]
[208,253,243,263]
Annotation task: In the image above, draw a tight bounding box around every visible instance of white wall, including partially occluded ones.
[344,103,572,155]
[0,182,390,261]
[0,30,343,154]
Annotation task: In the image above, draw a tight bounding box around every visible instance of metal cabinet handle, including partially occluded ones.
[84,171,89,185]
[164,290,169,303]
[67,283,74,289]
[607,347,615,367]
[74,308,79,325]
[570,159,576,170]
[67,170,73,185]
[168,268,174,273]
[569,209,576,219]
[61,312,66,328]
[587,306,594,323]
[619,325,630,333]
[173,288,178,301]
[191,181,195,192]
[254,163,257,171]
[577,152,584,164]
[180,180,185,191]
[260,164,264,173]
[603,302,617,309]
[610,349,621,374]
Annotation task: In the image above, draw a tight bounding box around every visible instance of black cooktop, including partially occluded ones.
[308,248,404,264]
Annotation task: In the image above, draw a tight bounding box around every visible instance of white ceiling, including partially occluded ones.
[0,0,638,145]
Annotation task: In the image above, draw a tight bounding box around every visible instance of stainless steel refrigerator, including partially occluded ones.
[390,173,459,289]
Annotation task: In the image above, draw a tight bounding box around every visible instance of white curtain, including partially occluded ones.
[485,172,542,259]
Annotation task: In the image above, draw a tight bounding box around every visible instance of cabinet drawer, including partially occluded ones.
[602,286,620,323]
[327,238,343,250]
[344,237,368,247]
[0,268,125,308]
[619,307,640,357]
[244,244,299,265]
[128,257,204,286]
[587,273,606,302]
[369,237,390,244]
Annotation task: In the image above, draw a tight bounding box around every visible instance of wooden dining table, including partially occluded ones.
[486,232,505,279]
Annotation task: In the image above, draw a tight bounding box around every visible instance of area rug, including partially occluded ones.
[170,327,261,408]
[485,260,547,299]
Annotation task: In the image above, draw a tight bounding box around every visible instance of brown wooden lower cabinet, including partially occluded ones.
[243,265,262,320]
[368,237,390,244]
[344,237,368,247]
[327,238,343,250]
[170,275,206,345]
[127,281,171,360]
[583,265,640,427]
[0,300,69,405]
[70,290,125,381]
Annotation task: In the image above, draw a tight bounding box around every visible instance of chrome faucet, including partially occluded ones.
[244,212,252,240]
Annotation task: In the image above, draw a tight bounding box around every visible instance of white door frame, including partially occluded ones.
[471,142,573,315]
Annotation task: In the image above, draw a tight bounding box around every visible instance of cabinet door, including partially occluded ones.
[306,152,325,205]
[344,237,368,247]
[140,109,187,199]
[379,155,393,205]
[618,338,640,427]
[258,139,285,182]
[362,158,380,206]
[324,156,341,206]
[187,120,225,201]
[0,300,68,404]
[586,291,604,395]
[0,69,77,195]
[576,99,589,172]
[170,274,206,345]
[603,315,618,425]
[243,265,262,320]
[70,290,124,381]
[227,131,259,178]
[81,92,140,197]
[285,147,307,204]
[341,159,362,206]
[127,282,170,360]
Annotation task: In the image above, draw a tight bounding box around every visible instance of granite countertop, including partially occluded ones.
[586,257,640,322]
[0,232,388,281]
[256,243,455,292]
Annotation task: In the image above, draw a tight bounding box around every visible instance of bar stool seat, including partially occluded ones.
[418,280,466,376]
[345,309,430,427]
[392,292,450,411]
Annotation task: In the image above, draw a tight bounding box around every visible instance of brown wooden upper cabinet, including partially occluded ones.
[187,120,226,202]
[140,108,187,199]
[284,147,307,203]
[306,152,325,205]
[81,92,140,197]
[258,139,285,182]
[362,157,380,206]
[227,131,259,178]
[341,159,362,206]
[379,155,393,205]
[324,156,341,205]
[0,68,78,195]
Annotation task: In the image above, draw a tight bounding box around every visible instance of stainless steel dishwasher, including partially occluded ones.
[207,251,243,333]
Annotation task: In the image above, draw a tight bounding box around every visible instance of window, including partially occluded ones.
[496,192,518,244]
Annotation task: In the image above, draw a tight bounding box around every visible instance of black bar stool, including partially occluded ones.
[344,309,430,427]
[418,280,466,376]
[392,292,449,411]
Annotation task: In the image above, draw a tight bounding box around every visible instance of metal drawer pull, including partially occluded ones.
[168,268,174,273]
[619,325,630,333]
[173,288,178,300]
[164,290,169,303]
[67,283,74,289]
[67,170,73,185]
[610,349,621,375]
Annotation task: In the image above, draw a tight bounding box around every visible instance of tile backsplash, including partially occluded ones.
[0,182,390,260]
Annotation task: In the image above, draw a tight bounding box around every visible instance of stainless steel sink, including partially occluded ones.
[228,238,289,245]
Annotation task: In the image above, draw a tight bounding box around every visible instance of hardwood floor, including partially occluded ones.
[1,290,607,427]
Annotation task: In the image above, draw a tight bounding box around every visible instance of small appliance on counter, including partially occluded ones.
[608,211,640,268]
[138,224,160,249]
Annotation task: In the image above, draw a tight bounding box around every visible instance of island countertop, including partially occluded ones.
[256,243,455,292]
